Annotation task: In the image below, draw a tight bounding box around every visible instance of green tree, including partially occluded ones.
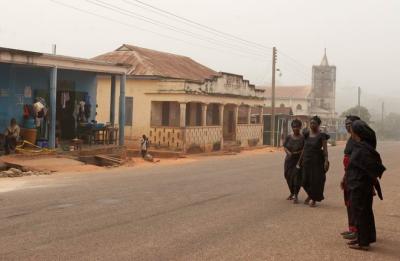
[340,106,372,124]
[383,113,400,140]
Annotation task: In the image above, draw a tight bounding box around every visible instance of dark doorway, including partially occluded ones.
[162,102,170,126]
[223,105,236,141]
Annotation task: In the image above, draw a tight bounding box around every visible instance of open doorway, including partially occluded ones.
[223,104,236,141]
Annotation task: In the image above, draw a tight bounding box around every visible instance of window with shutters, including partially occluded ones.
[125,97,134,126]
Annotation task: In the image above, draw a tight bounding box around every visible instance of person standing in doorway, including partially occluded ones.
[298,116,330,207]
[140,135,149,158]
[283,119,304,204]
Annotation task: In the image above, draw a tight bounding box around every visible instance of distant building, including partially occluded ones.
[310,49,337,119]
[262,85,311,116]
[260,50,337,124]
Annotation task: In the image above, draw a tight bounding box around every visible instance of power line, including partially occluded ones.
[51,0,315,86]
[276,60,310,83]
[123,0,273,52]
[50,0,270,62]
[85,0,271,58]
[277,50,310,75]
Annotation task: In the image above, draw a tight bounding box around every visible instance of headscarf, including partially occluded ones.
[291,119,302,128]
[352,120,377,149]
[345,115,361,124]
[311,115,322,125]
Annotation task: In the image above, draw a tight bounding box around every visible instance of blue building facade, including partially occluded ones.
[0,63,98,134]
[0,47,127,148]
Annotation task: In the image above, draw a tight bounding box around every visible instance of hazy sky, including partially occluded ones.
[1,0,399,115]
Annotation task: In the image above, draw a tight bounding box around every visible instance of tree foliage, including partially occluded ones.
[340,106,372,124]
[383,113,400,140]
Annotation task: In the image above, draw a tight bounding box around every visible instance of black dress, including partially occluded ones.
[302,132,329,202]
[347,141,385,247]
[343,137,356,232]
[283,135,304,195]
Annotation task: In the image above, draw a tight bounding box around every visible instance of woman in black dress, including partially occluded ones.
[341,115,360,240]
[283,119,304,204]
[346,120,385,251]
[298,116,330,207]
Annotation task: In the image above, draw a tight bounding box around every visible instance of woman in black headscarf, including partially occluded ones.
[298,116,330,207]
[283,119,304,204]
[341,115,361,240]
[346,120,385,251]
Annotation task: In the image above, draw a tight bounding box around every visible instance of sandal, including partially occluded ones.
[343,232,357,240]
[309,200,316,207]
[347,240,358,246]
[341,231,352,236]
[349,245,370,251]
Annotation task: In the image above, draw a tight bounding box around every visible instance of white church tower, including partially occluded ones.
[310,49,337,119]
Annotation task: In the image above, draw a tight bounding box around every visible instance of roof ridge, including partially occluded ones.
[94,44,218,82]
[119,44,192,59]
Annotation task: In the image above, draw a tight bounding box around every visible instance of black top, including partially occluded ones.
[346,141,386,190]
[303,132,329,162]
[283,135,304,154]
[344,137,356,155]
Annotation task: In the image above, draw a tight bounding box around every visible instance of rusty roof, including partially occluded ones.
[93,44,219,82]
[260,85,311,99]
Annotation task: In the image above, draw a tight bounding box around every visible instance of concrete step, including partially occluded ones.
[223,142,242,153]
[127,149,185,159]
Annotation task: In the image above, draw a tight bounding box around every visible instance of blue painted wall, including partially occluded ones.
[0,63,98,133]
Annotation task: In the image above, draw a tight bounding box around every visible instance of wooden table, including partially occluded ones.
[105,127,119,145]
[93,128,106,145]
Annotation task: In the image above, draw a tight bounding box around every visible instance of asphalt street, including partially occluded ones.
[0,142,399,260]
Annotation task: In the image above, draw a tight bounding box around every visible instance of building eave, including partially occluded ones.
[0,46,128,75]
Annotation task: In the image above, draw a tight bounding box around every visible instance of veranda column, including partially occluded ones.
[233,105,239,140]
[201,103,208,126]
[219,104,224,126]
[180,102,187,152]
[219,104,224,150]
[49,66,57,149]
[118,74,126,146]
[179,103,187,127]
[110,75,116,125]
[259,106,264,124]
[247,106,252,124]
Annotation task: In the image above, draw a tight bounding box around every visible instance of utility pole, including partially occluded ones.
[381,101,385,136]
[271,47,277,147]
[52,44,57,55]
[357,87,361,118]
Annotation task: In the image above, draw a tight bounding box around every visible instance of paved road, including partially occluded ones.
[0,143,399,260]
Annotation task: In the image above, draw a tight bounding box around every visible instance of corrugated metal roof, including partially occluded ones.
[93,44,219,82]
[0,46,128,74]
[261,85,311,99]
